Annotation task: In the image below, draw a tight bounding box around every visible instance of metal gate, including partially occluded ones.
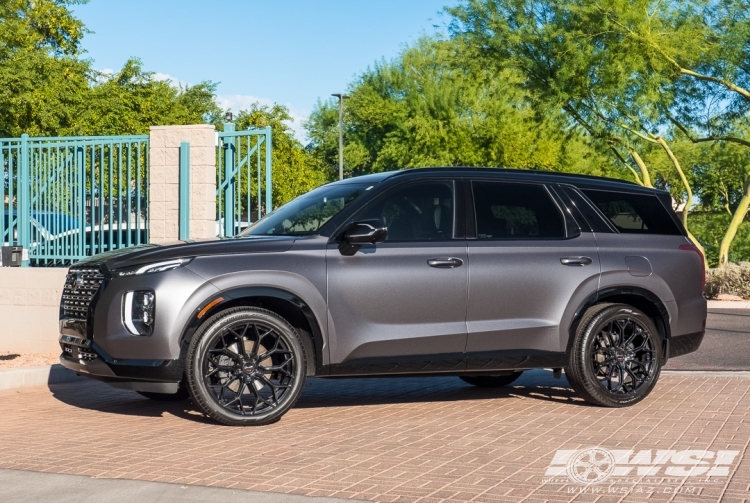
[216,125,272,238]
[1,134,149,266]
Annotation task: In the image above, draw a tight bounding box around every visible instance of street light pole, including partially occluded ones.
[331,93,349,180]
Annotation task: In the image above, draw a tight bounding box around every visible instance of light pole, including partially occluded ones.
[331,93,349,180]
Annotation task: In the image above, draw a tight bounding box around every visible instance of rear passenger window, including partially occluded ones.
[472,181,565,239]
[582,190,682,235]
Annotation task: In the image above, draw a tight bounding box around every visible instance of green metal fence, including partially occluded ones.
[217,125,272,237]
[1,134,149,266]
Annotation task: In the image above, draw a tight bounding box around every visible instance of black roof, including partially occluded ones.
[333,167,667,196]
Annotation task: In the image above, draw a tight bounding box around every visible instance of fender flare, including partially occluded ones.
[566,286,672,354]
[178,286,326,376]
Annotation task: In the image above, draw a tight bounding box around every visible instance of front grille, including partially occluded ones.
[61,266,105,319]
[61,342,100,363]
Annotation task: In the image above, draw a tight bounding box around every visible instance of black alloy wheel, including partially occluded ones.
[566,303,662,407]
[186,307,306,426]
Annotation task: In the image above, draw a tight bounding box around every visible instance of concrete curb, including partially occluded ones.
[708,300,750,309]
[0,364,85,391]
[663,370,750,377]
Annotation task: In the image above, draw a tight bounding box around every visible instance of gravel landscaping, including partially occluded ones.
[0,352,60,369]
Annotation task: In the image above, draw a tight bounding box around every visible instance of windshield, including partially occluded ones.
[239,183,373,237]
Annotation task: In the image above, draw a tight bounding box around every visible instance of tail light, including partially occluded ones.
[679,243,705,290]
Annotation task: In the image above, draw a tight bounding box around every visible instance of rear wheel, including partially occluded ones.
[460,372,523,388]
[566,303,661,407]
[186,307,307,426]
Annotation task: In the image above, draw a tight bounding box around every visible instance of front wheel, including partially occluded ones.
[566,303,662,407]
[186,307,307,426]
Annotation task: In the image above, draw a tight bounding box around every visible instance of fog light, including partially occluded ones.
[123,290,155,336]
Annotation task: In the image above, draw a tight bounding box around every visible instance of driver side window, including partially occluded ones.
[359,182,454,241]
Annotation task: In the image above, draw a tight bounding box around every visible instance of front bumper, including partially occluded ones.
[59,334,183,393]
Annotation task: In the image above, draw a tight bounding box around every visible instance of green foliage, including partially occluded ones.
[690,213,750,266]
[232,104,328,208]
[306,37,617,179]
[0,0,87,57]
[72,59,223,136]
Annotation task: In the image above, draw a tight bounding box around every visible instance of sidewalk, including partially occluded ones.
[0,468,360,503]
[708,300,750,309]
[0,370,747,503]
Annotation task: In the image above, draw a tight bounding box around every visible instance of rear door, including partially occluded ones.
[465,179,601,367]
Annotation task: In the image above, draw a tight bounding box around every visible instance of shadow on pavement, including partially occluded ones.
[48,380,216,424]
[48,369,588,422]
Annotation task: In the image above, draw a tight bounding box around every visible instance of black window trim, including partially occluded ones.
[557,184,618,233]
[331,178,462,243]
[465,178,577,241]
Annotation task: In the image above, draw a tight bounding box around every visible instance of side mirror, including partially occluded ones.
[339,219,387,255]
[343,219,388,244]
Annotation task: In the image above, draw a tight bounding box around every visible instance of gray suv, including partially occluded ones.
[59,168,706,426]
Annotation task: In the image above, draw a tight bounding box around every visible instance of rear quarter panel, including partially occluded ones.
[595,233,706,337]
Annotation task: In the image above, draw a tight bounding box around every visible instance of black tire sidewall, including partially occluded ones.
[186,307,307,426]
[569,304,662,407]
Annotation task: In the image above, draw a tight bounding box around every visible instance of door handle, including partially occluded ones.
[427,257,464,268]
[560,256,593,266]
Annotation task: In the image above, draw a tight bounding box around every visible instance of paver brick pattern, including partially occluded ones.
[0,371,748,503]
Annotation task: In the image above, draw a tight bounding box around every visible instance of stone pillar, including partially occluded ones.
[148,125,216,243]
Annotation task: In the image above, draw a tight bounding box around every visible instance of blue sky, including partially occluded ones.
[72,0,454,139]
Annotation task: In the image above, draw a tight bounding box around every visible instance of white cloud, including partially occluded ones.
[217,94,309,143]
[153,72,190,88]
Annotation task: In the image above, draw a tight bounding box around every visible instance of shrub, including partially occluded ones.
[705,263,750,300]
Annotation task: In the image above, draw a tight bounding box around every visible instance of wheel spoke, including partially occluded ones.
[200,317,299,418]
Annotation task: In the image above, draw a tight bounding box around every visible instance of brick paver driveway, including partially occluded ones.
[1,371,749,503]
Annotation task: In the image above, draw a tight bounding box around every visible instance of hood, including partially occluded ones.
[76,235,297,272]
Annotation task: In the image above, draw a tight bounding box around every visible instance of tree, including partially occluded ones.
[72,59,222,136]
[446,0,738,261]
[232,103,328,210]
[306,37,615,180]
[0,0,90,137]
[0,0,87,57]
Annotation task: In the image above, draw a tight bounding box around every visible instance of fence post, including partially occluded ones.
[223,123,235,237]
[148,125,216,244]
[179,142,190,240]
[265,126,272,215]
[19,134,30,266]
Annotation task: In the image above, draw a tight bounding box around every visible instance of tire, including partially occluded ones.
[566,303,662,407]
[185,307,307,426]
[460,372,523,388]
[137,383,189,401]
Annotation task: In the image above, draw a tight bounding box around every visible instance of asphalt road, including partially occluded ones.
[664,308,750,371]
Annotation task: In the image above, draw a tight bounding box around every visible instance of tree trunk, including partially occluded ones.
[628,148,653,188]
[718,175,750,268]
[656,137,708,267]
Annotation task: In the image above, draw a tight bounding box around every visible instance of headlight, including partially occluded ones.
[115,258,192,277]
[123,290,155,336]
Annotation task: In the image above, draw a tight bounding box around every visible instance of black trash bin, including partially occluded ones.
[1,246,23,267]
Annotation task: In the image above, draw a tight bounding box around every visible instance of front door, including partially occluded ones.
[465,179,601,368]
[326,180,468,373]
